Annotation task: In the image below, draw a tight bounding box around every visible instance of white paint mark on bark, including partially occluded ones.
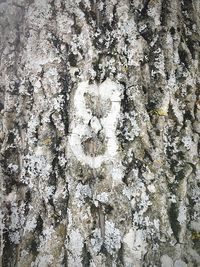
[68,79,123,180]
[68,229,84,267]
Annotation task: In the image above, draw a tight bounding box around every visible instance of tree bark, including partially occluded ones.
[0,0,200,266]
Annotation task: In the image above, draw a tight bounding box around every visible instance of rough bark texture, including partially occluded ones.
[0,0,200,266]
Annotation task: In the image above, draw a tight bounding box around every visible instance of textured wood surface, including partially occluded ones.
[0,0,200,266]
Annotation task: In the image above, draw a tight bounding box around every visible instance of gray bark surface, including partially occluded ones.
[0,0,200,266]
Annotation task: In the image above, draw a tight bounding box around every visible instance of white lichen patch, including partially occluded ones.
[74,183,92,208]
[68,229,84,267]
[24,215,37,233]
[21,153,52,192]
[91,228,103,253]
[10,204,20,231]
[104,221,121,254]
[34,254,54,267]
[96,192,109,204]
[119,111,140,142]
[182,136,193,150]
[9,231,21,245]
[177,203,187,225]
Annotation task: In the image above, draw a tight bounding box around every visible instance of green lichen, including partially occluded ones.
[192,231,200,241]
[150,108,168,116]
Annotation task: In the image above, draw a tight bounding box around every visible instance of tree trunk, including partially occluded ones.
[0,0,200,266]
